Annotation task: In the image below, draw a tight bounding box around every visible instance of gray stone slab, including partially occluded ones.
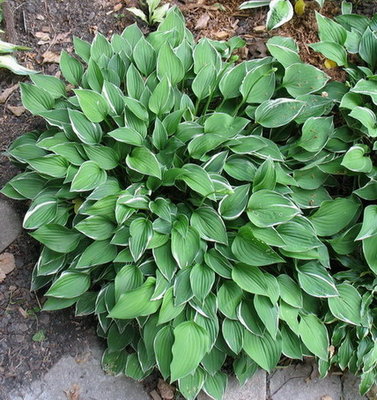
[0,199,21,253]
[342,372,367,400]
[9,341,149,400]
[270,362,342,400]
[198,370,266,400]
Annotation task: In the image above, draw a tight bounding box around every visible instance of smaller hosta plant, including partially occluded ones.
[0,39,36,75]
[127,0,170,25]
[240,0,325,30]
[2,5,376,399]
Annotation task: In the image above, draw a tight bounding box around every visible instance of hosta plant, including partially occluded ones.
[0,39,36,75]
[127,0,170,26]
[1,6,376,398]
[239,0,326,30]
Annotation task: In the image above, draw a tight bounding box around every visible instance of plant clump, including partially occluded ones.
[2,6,377,399]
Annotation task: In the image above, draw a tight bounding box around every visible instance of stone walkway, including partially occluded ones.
[0,199,368,400]
[8,335,367,400]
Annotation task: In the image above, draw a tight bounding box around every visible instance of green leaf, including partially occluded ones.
[31,75,66,99]
[46,271,90,299]
[126,147,162,179]
[154,326,174,380]
[297,261,338,298]
[247,190,301,227]
[157,43,185,84]
[75,216,115,240]
[255,99,304,128]
[232,263,269,296]
[349,106,377,137]
[171,217,200,268]
[341,145,373,173]
[299,116,333,152]
[202,371,228,400]
[328,283,361,325]
[134,36,156,76]
[191,207,228,244]
[108,126,144,146]
[309,197,360,236]
[356,205,377,241]
[219,184,250,220]
[254,295,279,339]
[74,89,109,123]
[23,196,58,230]
[281,325,302,360]
[180,164,215,200]
[309,41,348,66]
[30,224,81,253]
[148,76,174,116]
[243,330,281,371]
[68,109,102,145]
[298,314,329,361]
[266,0,293,30]
[190,263,215,302]
[71,161,107,192]
[277,274,303,308]
[109,277,161,319]
[362,236,377,274]
[91,33,113,61]
[222,319,244,354]
[170,321,210,382]
[316,12,347,45]
[218,281,243,320]
[240,63,276,104]
[60,51,83,86]
[76,239,117,269]
[20,83,54,114]
[178,367,205,400]
[232,225,284,267]
[359,27,377,70]
[283,63,329,98]
[129,217,153,261]
[266,36,301,68]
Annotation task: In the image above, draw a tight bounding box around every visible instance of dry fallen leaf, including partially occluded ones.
[42,51,60,64]
[195,13,210,30]
[0,253,16,283]
[114,3,123,12]
[214,31,229,40]
[35,31,50,41]
[0,84,19,104]
[64,384,80,400]
[157,379,175,400]
[56,32,72,43]
[18,306,29,319]
[253,25,266,32]
[7,105,26,117]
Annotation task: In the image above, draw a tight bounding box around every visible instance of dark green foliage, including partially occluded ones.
[2,6,377,398]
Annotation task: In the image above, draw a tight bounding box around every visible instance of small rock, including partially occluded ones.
[0,200,21,253]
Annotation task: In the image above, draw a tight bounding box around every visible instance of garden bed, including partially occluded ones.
[1,1,377,399]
